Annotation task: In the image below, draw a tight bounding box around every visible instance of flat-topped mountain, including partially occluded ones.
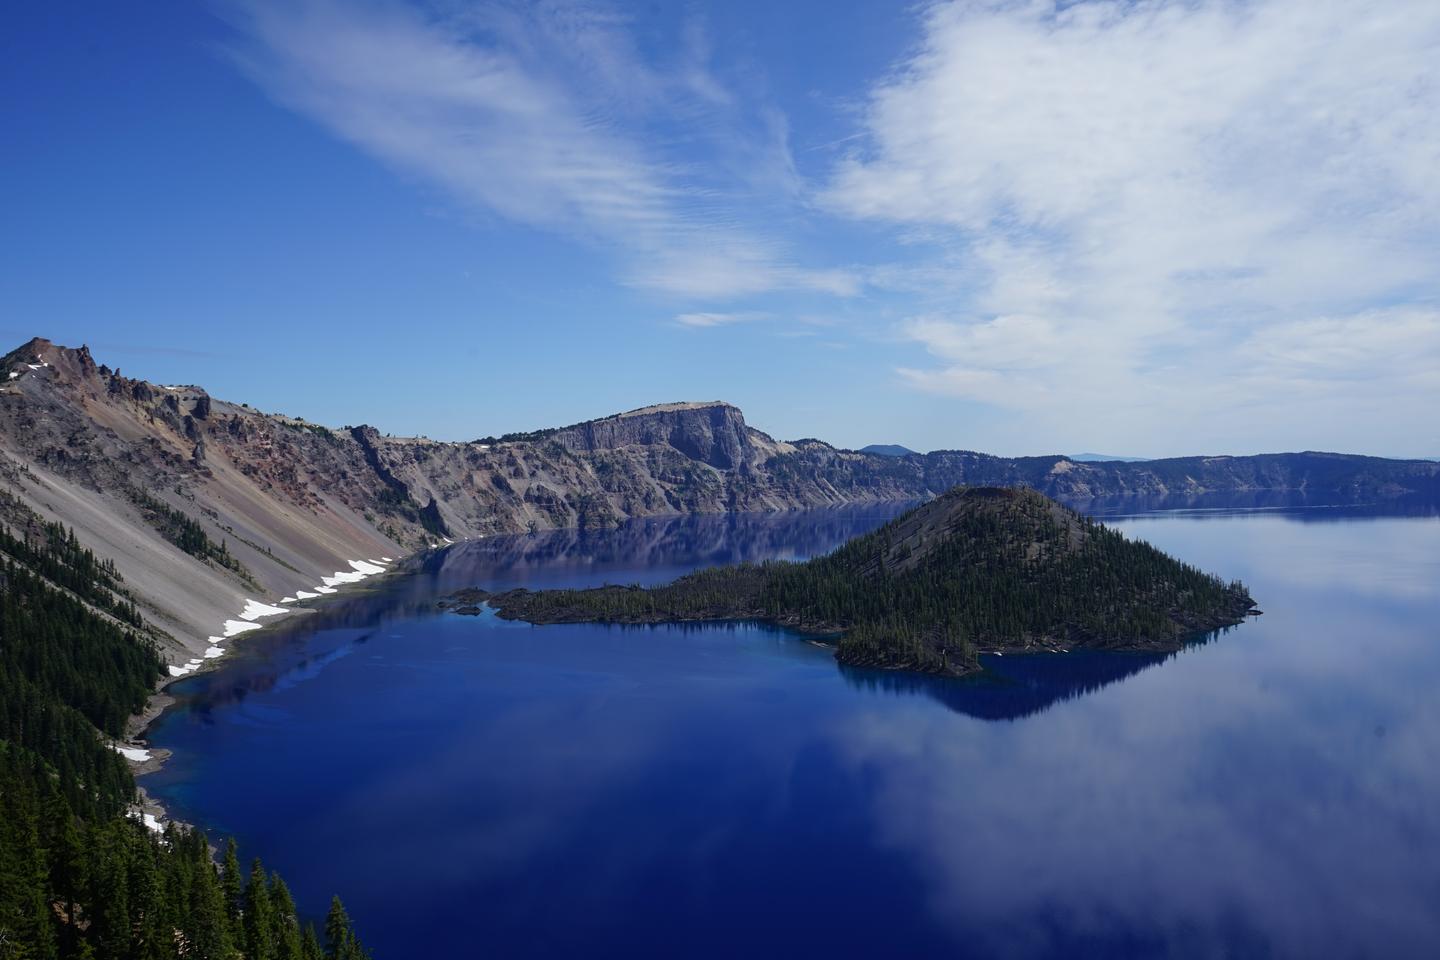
[0,336,1431,671]
[860,443,918,457]
[482,487,1256,676]
[525,401,792,469]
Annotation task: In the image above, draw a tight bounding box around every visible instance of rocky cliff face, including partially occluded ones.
[2,337,1436,668]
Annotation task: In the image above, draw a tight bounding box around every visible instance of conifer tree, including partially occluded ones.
[269,873,304,960]
[221,838,244,935]
[87,825,132,960]
[300,924,325,960]
[183,838,235,960]
[323,896,366,960]
[0,790,57,960]
[244,859,277,960]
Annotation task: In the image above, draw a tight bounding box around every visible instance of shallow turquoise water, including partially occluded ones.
[145,499,1440,958]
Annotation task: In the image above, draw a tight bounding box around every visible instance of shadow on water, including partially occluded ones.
[840,626,1242,722]
[417,500,923,585]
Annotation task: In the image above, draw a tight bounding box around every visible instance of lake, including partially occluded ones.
[143,497,1440,958]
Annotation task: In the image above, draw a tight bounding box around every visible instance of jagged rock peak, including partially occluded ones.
[3,336,54,369]
[3,336,99,384]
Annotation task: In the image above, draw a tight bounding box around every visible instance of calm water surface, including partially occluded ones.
[145,499,1440,958]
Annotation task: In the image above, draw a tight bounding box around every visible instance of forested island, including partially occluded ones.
[475,487,1255,676]
[0,506,370,959]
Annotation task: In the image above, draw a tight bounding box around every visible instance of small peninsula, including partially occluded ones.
[468,486,1256,677]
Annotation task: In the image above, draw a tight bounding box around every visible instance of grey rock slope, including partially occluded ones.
[2,337,1435,667]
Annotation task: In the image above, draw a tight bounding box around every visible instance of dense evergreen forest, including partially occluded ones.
[486,486,1255,675]
[0,513,369,958]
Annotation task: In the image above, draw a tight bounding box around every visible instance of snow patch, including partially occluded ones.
[381,557,393,562]
[203,646,225,659]
[315,586,337,594]
[295,590,319,599]
[239,598,288,620]
[321,570,366,587]
[112,745,152,762]
[280,596,297,603]
[131,811,164,833]
[222,620,263,637]
[168,663,197,677]
[348,559,385,575]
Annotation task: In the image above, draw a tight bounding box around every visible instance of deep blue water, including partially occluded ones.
[144,499,1440,958]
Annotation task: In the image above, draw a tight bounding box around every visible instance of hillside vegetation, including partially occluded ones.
[0,504,369,959]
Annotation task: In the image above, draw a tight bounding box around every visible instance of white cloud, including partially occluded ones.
[674,311,752,328]
[826,0,1440,454]
[222,0,849,300]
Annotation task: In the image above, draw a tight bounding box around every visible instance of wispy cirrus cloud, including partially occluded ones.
[673,311,755,328]
[217,0,1440,454]
[826,0,1440,453]
[221,0,851,299]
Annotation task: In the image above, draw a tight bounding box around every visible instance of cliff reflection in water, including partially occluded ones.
[159,503,917,721]
[839,644,1232,722]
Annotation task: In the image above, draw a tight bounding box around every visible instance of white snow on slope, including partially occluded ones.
[111,745,152,762]
[167,658,203,677]
[321,570,365,587]
[239,598,288,620]
[130,811,164,833]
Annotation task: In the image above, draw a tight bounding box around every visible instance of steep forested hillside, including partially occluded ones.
[0,510,369,959]
[485,487,1255,676]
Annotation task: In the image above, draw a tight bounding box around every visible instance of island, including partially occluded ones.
[449,486,1256,677]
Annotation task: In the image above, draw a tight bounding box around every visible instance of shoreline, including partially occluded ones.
[111,548,429,836]
[470,587,1254,681]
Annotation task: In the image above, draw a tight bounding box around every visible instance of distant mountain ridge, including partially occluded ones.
[2,336,1437,670]
[860,444,918,457]
[1069,452,1152,462]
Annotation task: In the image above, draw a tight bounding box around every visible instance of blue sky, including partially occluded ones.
[4,1,1438,458]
